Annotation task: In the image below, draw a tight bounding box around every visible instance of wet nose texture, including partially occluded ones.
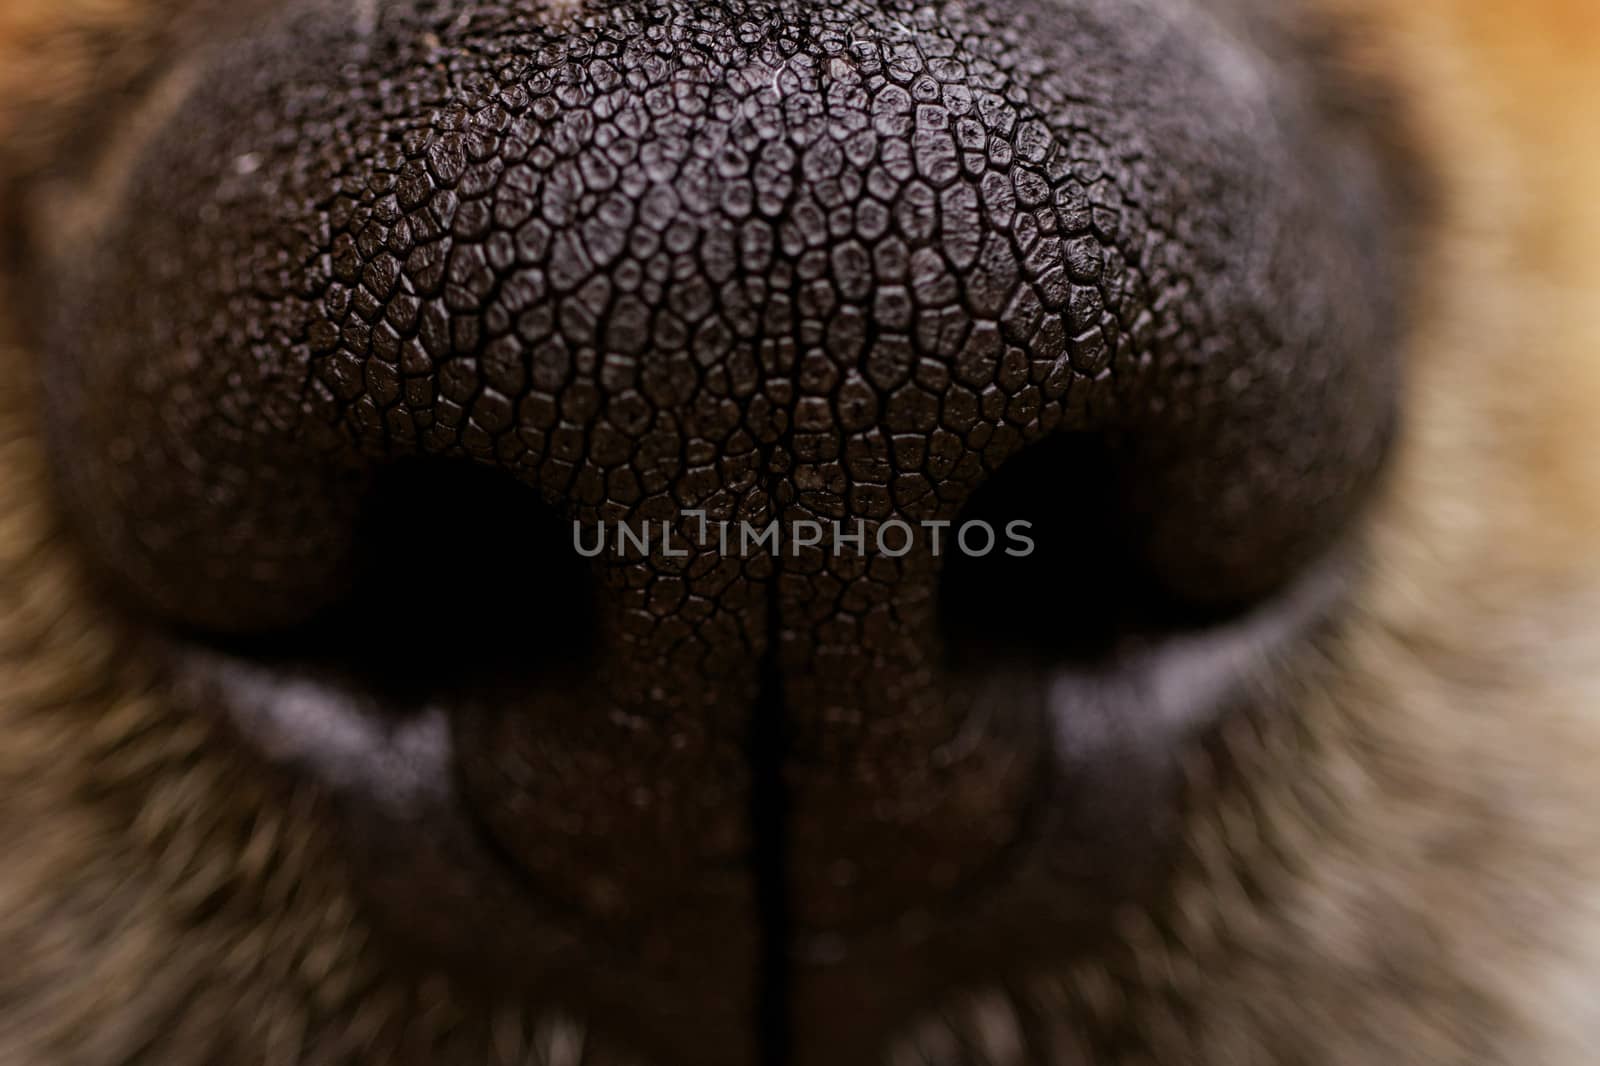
[33,0,1408,1059]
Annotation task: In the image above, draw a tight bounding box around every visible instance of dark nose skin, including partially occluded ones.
[32,0,1407,1060]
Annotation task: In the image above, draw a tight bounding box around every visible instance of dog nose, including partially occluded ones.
[33,0,1407,1042]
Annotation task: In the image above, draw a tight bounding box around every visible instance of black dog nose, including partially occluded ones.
[39,0,1401,636]
[33,0,1407,1051]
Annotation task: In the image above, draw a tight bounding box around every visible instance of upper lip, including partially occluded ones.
[163,544,1351,1063]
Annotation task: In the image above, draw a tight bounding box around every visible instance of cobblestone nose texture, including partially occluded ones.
[39,0,1404,1001]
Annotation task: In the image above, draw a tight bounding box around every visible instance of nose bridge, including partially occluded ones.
[467,0,1057,716]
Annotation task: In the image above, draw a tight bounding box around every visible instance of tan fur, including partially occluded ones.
[2,2,1598,1063]
[973,4,1600,1058]
[0,1,191,184]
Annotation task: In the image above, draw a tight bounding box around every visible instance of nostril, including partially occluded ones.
[936,430,1308,669]
[938,432,1153,667]
[197,458,599,701]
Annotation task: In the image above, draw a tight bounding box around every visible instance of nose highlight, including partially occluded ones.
[34,0,1410,1046]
